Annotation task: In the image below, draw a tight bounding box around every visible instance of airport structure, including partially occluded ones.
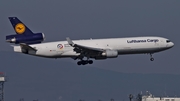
[136,92,180,101]
[0,72,6,101]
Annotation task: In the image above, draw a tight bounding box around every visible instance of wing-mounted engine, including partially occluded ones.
[66,37,119,65]
[95,50,118,60]
[102,50,118,58]
[6,33,45,44]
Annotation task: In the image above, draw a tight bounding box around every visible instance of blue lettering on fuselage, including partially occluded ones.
[127,40,146,43]
[147,39,159,43]
[127,39,159,43]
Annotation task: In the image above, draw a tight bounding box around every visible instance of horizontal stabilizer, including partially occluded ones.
[20,43,37,51]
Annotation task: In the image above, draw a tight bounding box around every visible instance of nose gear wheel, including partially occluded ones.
[150,53,154,61]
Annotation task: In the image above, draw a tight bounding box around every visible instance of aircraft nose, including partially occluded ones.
[171,42,174,47]
[168,42,174,48]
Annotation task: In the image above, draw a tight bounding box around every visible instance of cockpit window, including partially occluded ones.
[166,40,171,43]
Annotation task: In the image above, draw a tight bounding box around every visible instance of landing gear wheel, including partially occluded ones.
[81,61,87,65]
[150,58,154,61]
[77,60,93,65]
[149,53,154,61]
[88,60,93,64]
[77,61,82,65]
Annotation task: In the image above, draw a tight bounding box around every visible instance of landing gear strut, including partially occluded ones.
[150,54,154,61]
[77,60,93,65]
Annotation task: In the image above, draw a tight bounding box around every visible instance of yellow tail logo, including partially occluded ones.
[15,23,25,34]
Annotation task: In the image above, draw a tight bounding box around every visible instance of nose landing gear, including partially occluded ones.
[150,54,154,61]
[150,57,154,61]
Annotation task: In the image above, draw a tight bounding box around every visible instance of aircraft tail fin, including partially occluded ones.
[6,17,45,44]
[8,17,34,35]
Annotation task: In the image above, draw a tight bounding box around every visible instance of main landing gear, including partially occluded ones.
[77,60,93,65]
[150,53,154,61]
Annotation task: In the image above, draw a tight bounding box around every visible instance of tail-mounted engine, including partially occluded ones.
[6,33,45,44]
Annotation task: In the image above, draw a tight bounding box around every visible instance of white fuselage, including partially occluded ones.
[13,36,174,59]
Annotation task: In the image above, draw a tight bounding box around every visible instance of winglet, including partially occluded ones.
[66,37,74,46]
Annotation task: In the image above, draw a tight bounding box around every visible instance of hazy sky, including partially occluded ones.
[0,0,180,101]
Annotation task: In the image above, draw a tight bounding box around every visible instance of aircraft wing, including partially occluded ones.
[66,37,104,54]
[20,43,37,51]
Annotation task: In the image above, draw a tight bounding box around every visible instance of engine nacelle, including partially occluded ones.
[102,50,118,58]
[95,50,118,60]
[6,33,45,44]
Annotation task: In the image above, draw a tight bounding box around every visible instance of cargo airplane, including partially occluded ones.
[6,17,174,65]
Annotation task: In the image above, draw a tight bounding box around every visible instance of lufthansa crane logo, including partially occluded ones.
[15,23,25,34]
